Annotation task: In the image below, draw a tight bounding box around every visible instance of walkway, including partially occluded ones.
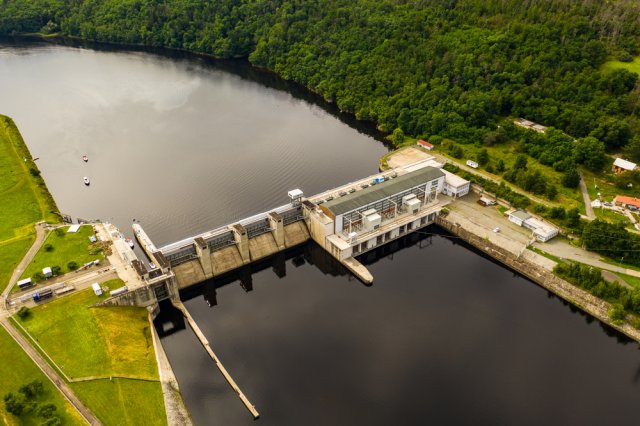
[3,221,47,303]
[532,238,640,278]
[0,316,101,425]
[578,170,595,219]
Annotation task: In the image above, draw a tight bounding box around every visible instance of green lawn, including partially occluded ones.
[14,279,166,424]
[16,279,156,379]
[0,115,58,242]
[602,57,640,75]
[0,235,34,293]
[0,326,85,426]
[433,142,583,209]
[19,225,104,283]
[618,273,640,290]
[71,379,166,426]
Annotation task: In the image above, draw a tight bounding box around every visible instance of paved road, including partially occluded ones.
[1,222,101,424]
[532,238,640,278]
[0,317,101,425]
[3,222,47,302]
[578,170,595,219]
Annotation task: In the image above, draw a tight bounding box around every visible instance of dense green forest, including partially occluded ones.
[2,0,640,156]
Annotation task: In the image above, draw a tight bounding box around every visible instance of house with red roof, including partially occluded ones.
[416,139,434,150]
[614,195,640,209]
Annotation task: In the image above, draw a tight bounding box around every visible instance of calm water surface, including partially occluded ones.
[1,42,639,425]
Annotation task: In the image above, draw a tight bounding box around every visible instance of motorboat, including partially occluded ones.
[82,155,88,162]
[83,176,90,186]
[125,238,134,249]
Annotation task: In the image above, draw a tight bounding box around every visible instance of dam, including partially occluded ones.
[101,155,469,309]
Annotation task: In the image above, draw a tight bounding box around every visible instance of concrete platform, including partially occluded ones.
[342,257,373,284]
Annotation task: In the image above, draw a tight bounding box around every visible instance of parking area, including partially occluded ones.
[446,193,534,252]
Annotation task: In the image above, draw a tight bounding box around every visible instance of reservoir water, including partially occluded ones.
[1,41,639,425]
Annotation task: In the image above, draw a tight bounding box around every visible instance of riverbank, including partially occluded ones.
[437,213,640,343]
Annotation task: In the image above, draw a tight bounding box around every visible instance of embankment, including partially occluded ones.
[436,215,640,343]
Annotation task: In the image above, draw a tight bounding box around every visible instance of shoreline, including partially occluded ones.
[437,214,640,343]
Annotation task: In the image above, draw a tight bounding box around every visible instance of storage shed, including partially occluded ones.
[42,267,52,279]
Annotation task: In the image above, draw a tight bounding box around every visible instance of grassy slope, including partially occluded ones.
[0,235,34,293]
[19,225,104,281]
[16,279,166,425]
[71,380,166,426]
[430,141,583,209]
[0,327,84,426]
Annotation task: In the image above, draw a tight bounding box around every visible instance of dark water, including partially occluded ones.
[2,42,639,425]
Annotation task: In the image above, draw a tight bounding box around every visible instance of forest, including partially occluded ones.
[1,0,640,156]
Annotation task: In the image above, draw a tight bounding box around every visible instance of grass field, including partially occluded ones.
[0,326,85,426]
[619,273,640,290]
[15,279,166,424]
[602,57,640,75]
[71,379,166,426]
[19,225,104,282]
[0,115,58,241]
[433,142,583,209]
[0,235,34,293]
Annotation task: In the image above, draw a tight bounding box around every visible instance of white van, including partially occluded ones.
[91,282,103,296]
[466,160,479,169]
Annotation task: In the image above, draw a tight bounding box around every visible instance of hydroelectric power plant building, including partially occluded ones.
[304,166,447,278]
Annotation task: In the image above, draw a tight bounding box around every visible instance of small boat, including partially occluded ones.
[83,176,90,186]
[125,238,134,249]
[148,262,156,270]
[82,155,88,162]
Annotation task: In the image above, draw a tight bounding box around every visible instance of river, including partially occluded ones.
[1,41,639,425]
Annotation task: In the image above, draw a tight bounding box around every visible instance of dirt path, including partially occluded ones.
[578,170,596,219]
[0,316,101,425]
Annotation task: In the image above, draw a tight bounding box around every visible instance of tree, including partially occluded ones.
[450,144,463,159]
[44,244,53,252]
[545,185,558,200]
[67,261,78,271]
[477,149,489,165]
[16,306,31,320]
[51,265,61,276]
[36,403,57,419]
[3,392,25,416]
[513,154,528,171]
[624,136,640,163]
[609,304,626,325]
[566,208,581,229]
[19,380,43,399]
[391,128,404,145]
[562,168,580,188]
[33,272,45,282]
[574,136,607,171]
[496,159,505,173]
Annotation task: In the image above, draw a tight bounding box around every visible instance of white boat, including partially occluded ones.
[83,176,90,186]
[82,155,88,162]
[125,238,134,249]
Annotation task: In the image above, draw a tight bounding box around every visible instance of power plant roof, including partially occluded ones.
[323,166,444,216]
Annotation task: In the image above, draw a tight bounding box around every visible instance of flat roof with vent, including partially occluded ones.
[322,167,444,217]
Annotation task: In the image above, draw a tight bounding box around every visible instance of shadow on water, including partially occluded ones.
[0,35,393,149]
[155,224,638,348]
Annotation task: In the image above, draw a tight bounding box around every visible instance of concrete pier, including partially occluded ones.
[172,301,259,419]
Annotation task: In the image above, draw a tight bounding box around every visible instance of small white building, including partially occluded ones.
[508,210,558,242]
[42,267,52,279]
[91,282,103,296]
[442,169,470,198]
[416,139,434,150]
[612,158,637,174]
[508,210,531,226]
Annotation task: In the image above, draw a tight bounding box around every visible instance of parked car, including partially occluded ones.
[466,160,479,169]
